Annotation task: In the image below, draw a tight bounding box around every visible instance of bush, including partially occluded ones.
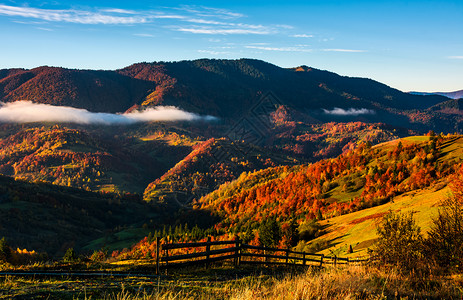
[372,212,424,271]
[425,195,463,272]
[63,248,78,263]
[298,219,324,241]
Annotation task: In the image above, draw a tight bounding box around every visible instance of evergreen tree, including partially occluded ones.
[63,248,78,263]
[258,218,281,247]
[0,237,12,263]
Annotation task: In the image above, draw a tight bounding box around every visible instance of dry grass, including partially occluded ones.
[93,265,463,300]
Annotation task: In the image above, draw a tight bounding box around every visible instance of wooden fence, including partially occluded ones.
[154,237,368,274]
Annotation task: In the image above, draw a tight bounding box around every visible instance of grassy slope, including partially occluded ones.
[315,136,463,257]
[315,183,448,257]
[197,134,461,254]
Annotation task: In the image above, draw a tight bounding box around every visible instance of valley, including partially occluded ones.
[0,58,462,299]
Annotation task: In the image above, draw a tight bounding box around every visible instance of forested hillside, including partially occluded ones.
[1,59,458,132]
[198,134,458,241]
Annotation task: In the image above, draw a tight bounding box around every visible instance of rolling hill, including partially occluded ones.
[409,89,463,100]
[1,59,457,132]
[0,124,198,193]
[196,134,460,248]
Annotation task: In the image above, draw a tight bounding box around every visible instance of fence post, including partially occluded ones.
[334,255,337,267]
[347,257,349,265]
[286,248,289,265]
[164,240,169,275]
[234,237,240,267]
[205,236,211,269]
[303,252,306,266]
[320,254,324,267]
[156,237,160,275]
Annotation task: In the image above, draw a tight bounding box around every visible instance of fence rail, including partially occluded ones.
[153,237,369,274]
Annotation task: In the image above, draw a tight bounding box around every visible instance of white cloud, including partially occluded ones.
[0,4,148,24]
[36,27,53,31]
[0,4,281,36]
[245,45,312,52]
[133,33,155,37]
[323,107,375,116]
[323,49,366,53]
[186,18,226,25]
[448,56,463,59]
[198,50,232,55]
[0,101,217,125]
[177,6,244,19]
[292,34,313,38]
[177,27,270,35]
[100,8,137,14]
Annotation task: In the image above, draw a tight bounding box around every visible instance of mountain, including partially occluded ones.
[0,66,155,112]
[410,90,463,100]
[0,174,157,257]
[0,59,454,132]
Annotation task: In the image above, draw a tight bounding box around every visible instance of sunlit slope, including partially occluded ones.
[310,183,449,257]
[143,138,298,208]
[198,134,462,240]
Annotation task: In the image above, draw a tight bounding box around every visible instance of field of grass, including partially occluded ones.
[1,264,462,299]
[305,180,449,257]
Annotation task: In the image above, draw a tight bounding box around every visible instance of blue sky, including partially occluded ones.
[0,0,462,92]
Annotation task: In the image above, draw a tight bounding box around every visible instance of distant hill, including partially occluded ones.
[0,59,455,132]
[0,175,157,257]
[0,66,155,112]
[0,124,197,193]
[409,89,463,100]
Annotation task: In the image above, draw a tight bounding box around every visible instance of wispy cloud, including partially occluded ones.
[323,49,366,53]
[448,56,463,59]
[100,8,137,14]
[133,33,155,37]
[186,18,226,25]
[36,27,53,31]
[177,27,270,35]
[292,34,313,38]
[245,45,312,52]
[0,4,149,24]
[0,4,282,36]
[198,50,232,55]
[0,101,217,124]
[323,107,375,116]
[177,6,244,19]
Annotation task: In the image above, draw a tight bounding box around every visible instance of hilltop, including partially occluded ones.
[1,59,459,132]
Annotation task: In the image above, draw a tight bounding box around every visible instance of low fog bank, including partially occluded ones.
[323,107,375,116]
[0,101,217,124]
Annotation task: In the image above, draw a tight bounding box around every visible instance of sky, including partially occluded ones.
[0,0,462,92]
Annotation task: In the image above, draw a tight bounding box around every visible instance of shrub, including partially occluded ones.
[63,248,78,263]
[371,212,424,271]
[425,195,463,272]
[298,219,324,241]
